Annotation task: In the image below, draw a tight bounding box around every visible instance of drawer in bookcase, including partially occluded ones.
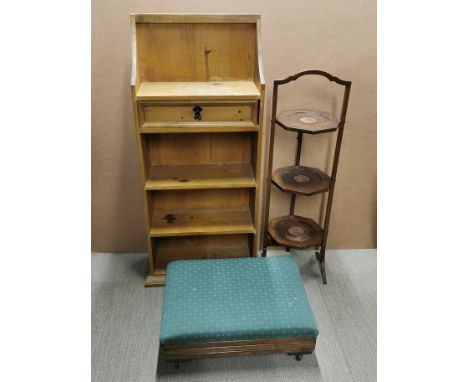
[139,101,258,128]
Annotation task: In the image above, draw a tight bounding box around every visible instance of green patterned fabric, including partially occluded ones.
[160,256,319,345]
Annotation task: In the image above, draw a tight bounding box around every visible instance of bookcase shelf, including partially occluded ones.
[140,122,257,134]
[150,207,255,237]
[145,163,256,190]
[131,14,265,286]
[136,81,261,101]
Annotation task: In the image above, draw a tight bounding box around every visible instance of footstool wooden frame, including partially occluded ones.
[163,337,316,369]
[159,256,318,369]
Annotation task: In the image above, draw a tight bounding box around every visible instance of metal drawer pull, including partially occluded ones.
[192,105,203,120]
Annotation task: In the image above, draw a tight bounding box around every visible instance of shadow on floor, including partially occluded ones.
[156,350,322,382]
[129,254,148,279]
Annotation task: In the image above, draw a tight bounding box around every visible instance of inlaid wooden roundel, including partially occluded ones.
[268,215,323,249]
[276,109,339,134]
[272,165,331,195]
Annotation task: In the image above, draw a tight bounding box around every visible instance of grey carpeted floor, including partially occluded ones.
[92,249,376,382]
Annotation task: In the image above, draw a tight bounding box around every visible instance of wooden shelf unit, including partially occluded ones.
[262,70,351,285]
[130,14,265,286]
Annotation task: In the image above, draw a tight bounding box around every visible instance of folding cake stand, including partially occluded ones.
[262,70,352,284]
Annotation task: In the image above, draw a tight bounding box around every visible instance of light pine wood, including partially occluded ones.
[252,18,266,255]
[151,188,250,210]
[139,101,256,127]
[131,14,265,285]
[130,17,152,274]
[130,15,140,88]
[152,235,250,269]
[144,274,166,287]
[135,22,257,83]
[145,163,256,190]
[150,207,255,237]
[147,133,253,167]
[140,123,257,134]
[133,14,259,24]
[137,81,261,100]
[154,245,249,267]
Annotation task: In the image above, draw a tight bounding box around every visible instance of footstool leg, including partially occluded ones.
[261,248,267,257]
[288,352,308,361]
[174,361,180,370]
[315,250,327,285]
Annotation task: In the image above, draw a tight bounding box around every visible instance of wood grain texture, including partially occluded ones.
[276,109,340,135]
[152,234,250,269]
[162,337,316,361]
[133,14,259,24]
[131,12,265,282]
[262,70,351,285]
[145,163,256,190]
[130,78,153,273]
[150,207,255,237]
[144,273,166,287]
[268,215,323,249]
[135,22,257,82]
[139,101,256,127]
[150,188,250,210]
[140,122,257,133]
[272,165,331,196]
[137,81,261,100]
[146,132,253,166]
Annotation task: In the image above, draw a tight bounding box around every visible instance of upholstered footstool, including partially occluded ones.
[159,256,319,369]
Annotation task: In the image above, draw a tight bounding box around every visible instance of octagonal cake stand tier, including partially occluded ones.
[272,165,331,196]
[268,215,323,249]
[277,109,339,135]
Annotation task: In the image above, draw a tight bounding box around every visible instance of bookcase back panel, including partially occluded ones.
[151,188,250,210]
[152,234,251,268]
[136,23,257,82]
[146,133,253,166]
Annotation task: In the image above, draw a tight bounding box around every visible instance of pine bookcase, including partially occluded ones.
[130,14,265,286]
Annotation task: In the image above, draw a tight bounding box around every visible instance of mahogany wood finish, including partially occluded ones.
[272,165,331,196]
[162,336,316,363]
[276,109,339,135]
[262,70,352,284]
[269,215,323,249]
[131,14,265,286]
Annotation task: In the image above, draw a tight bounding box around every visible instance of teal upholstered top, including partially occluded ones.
[160,256,318,345]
